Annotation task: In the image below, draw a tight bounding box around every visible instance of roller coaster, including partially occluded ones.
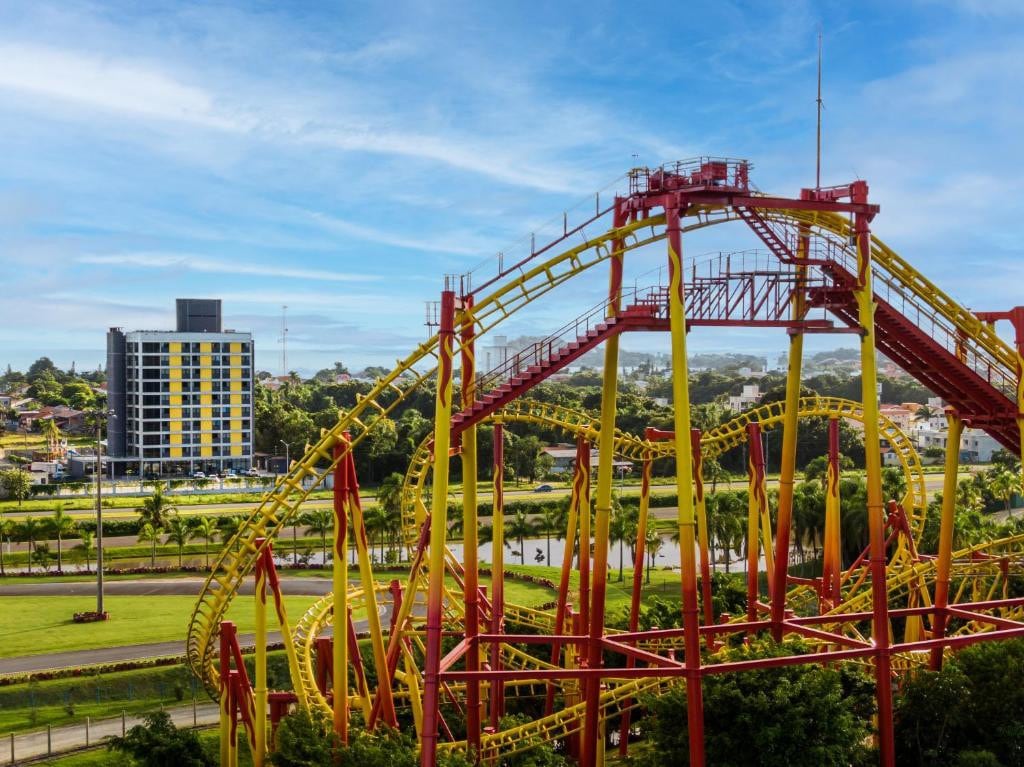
[188,158,1024,767]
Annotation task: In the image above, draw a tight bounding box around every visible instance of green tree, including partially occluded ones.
[109,710,213,767]
[31,543,52,571]
[137,522,162,568]
[302,508,333,565]
[164,514,190,569]
[1,469,32,506]
[537,505,564,567]
[138,482,176,529]
[0,517,12,576]
[190,516,218,569]
[74,529,96,572]
[637,642,874,767]
[17,517,43,573]
[609,496,636,581]
[48,504,76,573]
[505,511,537,566]
[988,469,1021,514]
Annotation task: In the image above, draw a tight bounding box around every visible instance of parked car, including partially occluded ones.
[244,468,260,478]
[225,470,238,478]
[533,483,554,493]
[192,471,206,479]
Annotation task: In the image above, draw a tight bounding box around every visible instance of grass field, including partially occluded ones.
[0,594,319,658]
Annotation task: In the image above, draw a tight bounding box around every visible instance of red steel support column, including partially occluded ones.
[421,289,456,767]
[745,422,767,627]
[580,202,627,767]
[820,418,843,609]
[331,443,349,743]
[665,203,705,767]
[691,428,714,634]
[490,424,505,726]
[617,453,652,756]
[852,187,895,767]
[771,221,809,640]
[460,295,482,754]
[546,434,587,716]
[577,437,592,636]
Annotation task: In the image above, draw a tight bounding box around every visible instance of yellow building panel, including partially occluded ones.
[169,381,182,393]
[230,342,241,353]
[200,342,212,353]
[230,393,242,405]
[201,419,213,432]
[169,355,181,367]
[170,447,183,458]
[169,407,182,420]
[200,394,212,405]
[169,342,181,353]
[170,395,182,406]
[230,380,242,392]
[230,419,242,433]
[169,433,182,445]
[231,445,243,457]
[230,407,242,418]
[200,380,212,393]
[201,446,213,458]
[230,354,241,367]
[169,368,181,380]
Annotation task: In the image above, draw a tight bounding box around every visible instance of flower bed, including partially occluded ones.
[72,611,109,623]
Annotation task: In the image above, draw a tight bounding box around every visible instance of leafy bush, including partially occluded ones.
[109,710,214,766]
[635,641,875,767]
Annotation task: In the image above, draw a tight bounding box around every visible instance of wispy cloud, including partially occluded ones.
[77,253,379,282]
[0,40,582,193]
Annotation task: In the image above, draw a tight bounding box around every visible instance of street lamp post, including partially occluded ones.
[93,408,115,617]
[279,440,290,472]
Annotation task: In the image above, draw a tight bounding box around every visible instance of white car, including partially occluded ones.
[192,471,206,479]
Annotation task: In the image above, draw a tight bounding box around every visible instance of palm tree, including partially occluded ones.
[164,514,190,569]
[703,457,731,493]
[48,504,77,573]
[913,404,936,423]
[644,517,663,584]
[0,517,12,576]
[137,522,162,568]
[138,482,176,530]
[18,518,43,574]
[363,504,390,563]
[74,529,96,572]
[537,506,564,567]
[609,500,637,582]
[302,508,333,565]
[505,511,536,566]
[989,470,1022,515]
[190,516,218,569]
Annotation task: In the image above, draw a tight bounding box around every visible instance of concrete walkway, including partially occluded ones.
[4,701,220,764]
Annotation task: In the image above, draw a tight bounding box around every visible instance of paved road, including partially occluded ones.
[0,577,335,597]
[7,701,220,763]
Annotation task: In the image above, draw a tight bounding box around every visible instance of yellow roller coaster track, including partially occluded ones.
[280,396,925,754]
[187,196,1019,707]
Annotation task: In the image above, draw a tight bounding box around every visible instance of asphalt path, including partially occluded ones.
[9,701,220,762]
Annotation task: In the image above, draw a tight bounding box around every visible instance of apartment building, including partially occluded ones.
[106,299,254,477]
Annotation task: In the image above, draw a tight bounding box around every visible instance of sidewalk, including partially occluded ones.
[4,701,220,764]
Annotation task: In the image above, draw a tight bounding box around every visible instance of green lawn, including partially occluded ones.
[0,594,319,658]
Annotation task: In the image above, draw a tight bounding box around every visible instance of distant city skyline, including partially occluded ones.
[2,1,1023,376]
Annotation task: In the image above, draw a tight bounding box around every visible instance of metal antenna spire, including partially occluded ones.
[816,28,824,190]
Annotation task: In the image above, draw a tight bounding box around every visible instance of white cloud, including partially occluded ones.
[0,41,582,193]
[77,253,379,282]
[0,42,237,129]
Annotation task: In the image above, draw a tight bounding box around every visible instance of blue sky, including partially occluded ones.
[1,0,1023,376]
